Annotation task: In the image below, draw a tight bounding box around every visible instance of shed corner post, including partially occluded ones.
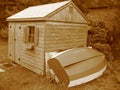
[43,49,46,76]
[43,24,46,76]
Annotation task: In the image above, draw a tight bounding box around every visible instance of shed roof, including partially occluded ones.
[7,1,70,20]
[7,0,89,23]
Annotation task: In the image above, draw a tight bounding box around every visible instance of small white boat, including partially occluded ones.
[48,47,107,87]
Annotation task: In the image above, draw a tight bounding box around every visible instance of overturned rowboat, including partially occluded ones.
[47,47,107,87]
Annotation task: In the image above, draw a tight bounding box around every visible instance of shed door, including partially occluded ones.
[14,24,21,63]
[8,23,20,63]
[8,23,15,61]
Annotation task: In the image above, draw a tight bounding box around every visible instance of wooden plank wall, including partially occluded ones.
[16,22,45,74]
[45,23,88,52]
[8,21,88,74]
[48,5,87,23]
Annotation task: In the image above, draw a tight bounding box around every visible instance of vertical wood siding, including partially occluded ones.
[8,22,15,60]
[48,5,87,23]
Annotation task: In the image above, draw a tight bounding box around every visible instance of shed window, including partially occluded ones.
[24,26,39,46]
[28,26,35,43]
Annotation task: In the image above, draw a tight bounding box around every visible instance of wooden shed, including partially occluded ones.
[7,0,89,75]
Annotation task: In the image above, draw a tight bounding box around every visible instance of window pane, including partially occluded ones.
[28,26,35,43]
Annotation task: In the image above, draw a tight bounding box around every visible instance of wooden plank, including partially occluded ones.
[20,52,44,61]
[45,35,87,41]
[39,37,44,41]
[20,49,44,59]
[8,23,15,61]
[19,61,43,75]
[45,26,87,31]
[20,55,43,66]
[46,23,87,27]
[20,44,45,51]
[46,21,88,27]
[39,32,45,37]
[45,32,87,36]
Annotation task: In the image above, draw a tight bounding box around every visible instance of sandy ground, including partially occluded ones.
[0,39,120,90]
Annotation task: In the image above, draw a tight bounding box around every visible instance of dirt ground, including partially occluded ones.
[0,39,120,90]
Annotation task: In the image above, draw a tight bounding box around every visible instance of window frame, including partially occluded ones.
[23,25,39,47]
